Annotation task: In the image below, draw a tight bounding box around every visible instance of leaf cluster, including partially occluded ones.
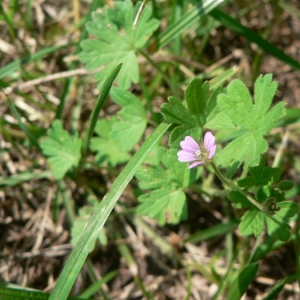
[136,147,200,225]
[161,78,222,147]
[227,158,298,241]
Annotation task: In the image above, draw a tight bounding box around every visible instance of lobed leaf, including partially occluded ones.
[41,120,82,179]
[110,87,147,152]
[239,208,264,237]
[79,0,159,89]
[136,147,200,225]
[137,187,187,225]
[212,74,286,172]
[239,201,298,241]
[161,79,222,148]
[265,214,291,241]
[227,191,251,208]
[90,118,131,167]
[161,96,196,126]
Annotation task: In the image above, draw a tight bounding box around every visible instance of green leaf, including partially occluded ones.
[239,208,264,237]
[161,80,222,148]
[227,191,251,208]
[227,262,259,300]
[110,87,147,151]
[79,0,159,89]
[138,187,188,225]
[161,96,196,126]
[214,75,286,171]
[157,0,225,49]
[238,157,282,188]
[169,126,201,148]
[90,118,130,167]
[265,214,291,241]
[186,78,209,125]
[276,180,294,191]
[261,274,298,300]
[276,201,299,218]
[41,120,82,179]
[0,43,71,80]
[0,170,52,187]
[136,147,200,225]
[239,201,298,241]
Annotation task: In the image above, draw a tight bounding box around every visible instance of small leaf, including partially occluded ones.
[161,96,196,126]
[161,80,221,148]
[136,147,200,225]
[257,186,271,202]
[227,262,259,300]
[239,208,264,237]
[227,191,251,208]
[41,120,82,179]
[276,201,299,218]
[265,214,291,241]
[90,118,131,167]
[110,87,147,151]
[169,126,201,148]
[277,180,294,191]
[137,187,187,225]
[240,165,282,188]
[237,177,255,188]
[261,167,282,184]
[186,78,209,125]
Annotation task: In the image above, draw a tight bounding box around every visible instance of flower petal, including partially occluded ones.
[180,136,200,153]
[177,150,197,162]
[188,161,204,169]
[204,132,216,151]
[208,144,216,159]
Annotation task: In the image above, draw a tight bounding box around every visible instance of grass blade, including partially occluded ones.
[210,8,300,70]
[7,100,41,151]
[49,122,171,300]
[184,220,238,244]
[227,262,259,300]
[81,64,122,158]
[157,0,224,49]
[0,44,73,80]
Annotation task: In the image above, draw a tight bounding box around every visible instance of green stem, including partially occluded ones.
[211,162,264,211]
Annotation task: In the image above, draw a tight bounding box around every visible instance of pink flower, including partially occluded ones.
[177,132,216,169]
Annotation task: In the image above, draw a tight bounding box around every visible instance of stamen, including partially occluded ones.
[195,149,201,157]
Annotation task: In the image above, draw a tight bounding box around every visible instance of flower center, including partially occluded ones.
[195,149,201,157]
